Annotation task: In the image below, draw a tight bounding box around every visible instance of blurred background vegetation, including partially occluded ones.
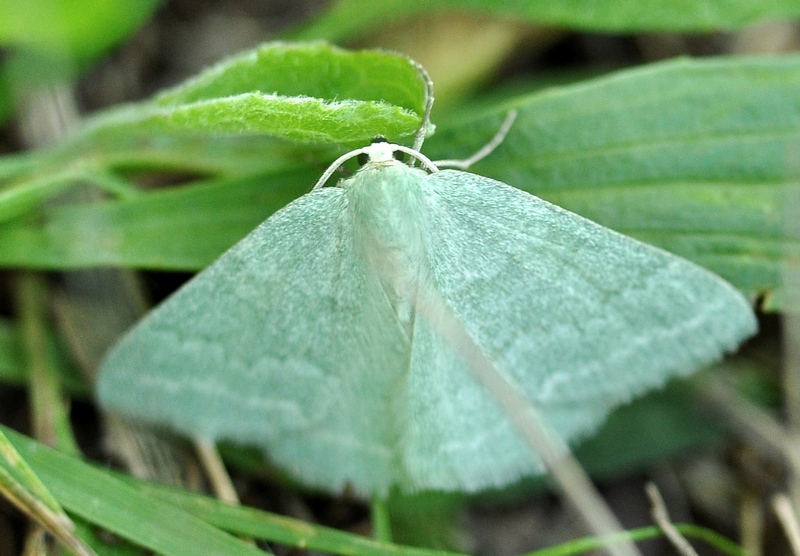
[1,1,799,555]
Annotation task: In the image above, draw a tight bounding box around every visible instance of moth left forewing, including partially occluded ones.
[98,188,412,495]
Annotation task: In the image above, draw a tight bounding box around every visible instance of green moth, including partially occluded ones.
[97,134,757,496]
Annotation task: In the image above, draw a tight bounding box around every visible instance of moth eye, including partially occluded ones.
[393,151,406,162]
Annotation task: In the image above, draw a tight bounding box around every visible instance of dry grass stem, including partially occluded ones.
[645,482,699,556]
[772,493,800,556]
[194,437,240,505]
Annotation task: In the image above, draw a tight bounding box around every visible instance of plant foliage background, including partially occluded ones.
[0,1,797,555]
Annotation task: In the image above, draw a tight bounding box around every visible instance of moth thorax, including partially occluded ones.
[358,222,426,330]
[348,165,428,329]
[374,245,421,326]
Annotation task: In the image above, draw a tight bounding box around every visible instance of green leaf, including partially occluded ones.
[155,42,426,114]
[82,93,420,146]
[3,55,795,311]
[72,43,426,150]
[292,0,800,41]
[0,43,429,226]
[0,170,313,269]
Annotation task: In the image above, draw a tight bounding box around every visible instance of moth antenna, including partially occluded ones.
[312,147,370,190]
[435,110,517,170]
[314,144,441,190]
[390,145,440,174]
[410,60,435,162]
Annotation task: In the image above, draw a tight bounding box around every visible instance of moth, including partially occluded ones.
[98,122,756,496]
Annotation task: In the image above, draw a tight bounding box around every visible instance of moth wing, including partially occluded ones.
[97,188,409,495]
[402,169,757,491]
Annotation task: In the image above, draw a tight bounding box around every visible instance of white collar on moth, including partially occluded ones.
[361,141,400,165]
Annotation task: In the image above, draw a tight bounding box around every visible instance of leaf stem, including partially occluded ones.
[82,169,141,200]
[370,497,393,542]
[0,151,41,182]
[17,273,80,457]
[0,169,80,223]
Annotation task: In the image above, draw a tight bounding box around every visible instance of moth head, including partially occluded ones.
[312,139,438,190]
[357,136,406,166]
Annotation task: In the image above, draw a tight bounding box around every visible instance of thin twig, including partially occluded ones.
[782,176,800,521]
[10,274,96,556]
[699,371,800,541]
[22,526,49,556]
[12,76,95,556]
[739,489,763,556]
[772,493,800,556]
[696,374,800,469]
[194,438,240,505]
[646,482,699,556]
[194,438,259,548]
[18,274,80,456]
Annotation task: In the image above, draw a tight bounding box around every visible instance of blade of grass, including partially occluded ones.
[0,151,41,181]
[16,273,80,455]
[0,168,314,270]
[0,168,82,223]
[0,316,91,396]
[2,423,270,556]
[0,318,24,384]
[72,516,148,556]
[4,423,463,556]
[524,524,748,556]
[0,429,94,556]
[2,424,748,556]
